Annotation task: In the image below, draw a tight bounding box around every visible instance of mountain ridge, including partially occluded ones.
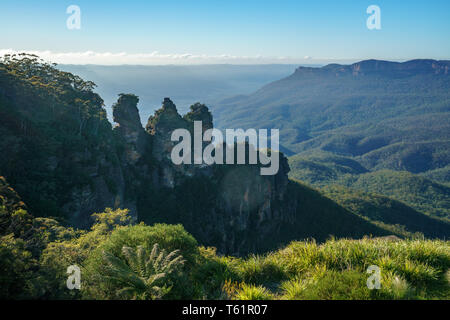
[295,59,450,77]
[212,58,450,167]
[212,58,450,230]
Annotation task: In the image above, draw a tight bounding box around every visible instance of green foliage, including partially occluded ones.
[343,170,450,221]
[183,102,213,129]
[288,152,450,231]
[233,283,274,300]
[83,223,199,299]
[0,234,34,299]
[1,56,449,301]
[36,208,132,299]
[0,54,117,224]
[91,208,135,233]
[139,171,391,256]
[222,238,450,300]
[279,278,310,300]
[189,247,239,299]
[1,203,449,300]
[288,151,367,185]
[283,270,372,300]
[98,223,198,264]
[320,185,450,238]
[421,165,450,187]
[213,61,450,175]
[214,62,450,239]
[233,254,286,285]
[100,244,184,300]
[273,179,388,244]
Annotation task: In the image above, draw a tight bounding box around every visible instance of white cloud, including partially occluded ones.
[0,49,327,65]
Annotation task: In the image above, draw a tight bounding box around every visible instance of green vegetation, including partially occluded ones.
[421,165,450,187]
[214,61,450,238]
[223,238,449,300]
[288,151,450,237]
[2,172,447,300]
[340,170,450,220]
[1,172,448,300]
[321,185,449,238]
[1,55,449,300]
[99,244,185,300]
[0,54,394,256]
[1,204,448,300]
[289,154,450,220]
[213,61,450,170]
[0,54,117,225]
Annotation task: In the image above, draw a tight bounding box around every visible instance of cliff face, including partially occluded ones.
[0,58,387,256]
[110,96,298,255]
[293,59,450,77]
[113,94,148,165]
[99,96,386,255]
[145,98,194,187]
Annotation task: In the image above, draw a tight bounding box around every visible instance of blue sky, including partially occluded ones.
[1,0,449,64]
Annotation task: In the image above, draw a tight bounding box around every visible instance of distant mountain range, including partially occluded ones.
[212,59,450,155]
[212,59,450,226]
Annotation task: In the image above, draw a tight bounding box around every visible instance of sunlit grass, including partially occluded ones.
[214,238,450,300]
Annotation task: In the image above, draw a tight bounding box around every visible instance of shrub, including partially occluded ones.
[101,244,185,300]
[191,247,240,299]
[82,223,199,299]
[97,223,198,263]
[91,208,134,233]
[280,279,310,300]
[377,256,439,287]
[0,234,34,299]
[297,270,372,300]
[379,271,415,299]
[236,254,286,285]
[233,283,273,300]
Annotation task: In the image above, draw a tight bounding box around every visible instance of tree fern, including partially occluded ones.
[102,243,185,300]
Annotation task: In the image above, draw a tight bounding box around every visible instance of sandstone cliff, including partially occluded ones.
[0,57,386,256]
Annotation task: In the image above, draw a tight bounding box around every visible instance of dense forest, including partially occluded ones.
[0,55,449,300]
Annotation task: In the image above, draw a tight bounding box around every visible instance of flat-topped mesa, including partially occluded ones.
[350,59,450,75]
[112,93,148,164]
[294,59,450,77]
